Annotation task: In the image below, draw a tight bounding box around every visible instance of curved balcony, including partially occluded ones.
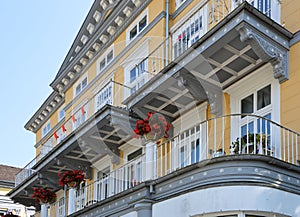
[68,113,300,215]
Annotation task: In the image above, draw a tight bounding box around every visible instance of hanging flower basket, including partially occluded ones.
[133,112,171,143]
[31,187,56,205]
[58,170,85,188]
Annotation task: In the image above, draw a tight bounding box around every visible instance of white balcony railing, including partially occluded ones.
[70,114,299,214]
[74,155,146,211]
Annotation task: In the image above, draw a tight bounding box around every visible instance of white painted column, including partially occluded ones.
[145,142,156,180]
[40,204,47,217]
[68,188,76,215]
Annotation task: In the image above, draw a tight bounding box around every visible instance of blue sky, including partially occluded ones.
[0,1,93,167]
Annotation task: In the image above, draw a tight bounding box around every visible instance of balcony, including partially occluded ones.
[10,1,294,214]
[14,81,114,188]
[123,1,291,123]
[60,114,300,215]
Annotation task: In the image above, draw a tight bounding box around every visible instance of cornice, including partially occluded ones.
[50,0,148,92]
[24,91,65,132]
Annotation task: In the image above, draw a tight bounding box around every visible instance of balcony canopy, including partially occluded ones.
[124,3,292,118]
[9,105,136,208]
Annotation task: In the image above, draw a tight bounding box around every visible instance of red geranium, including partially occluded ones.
[32,187,56,204]
[133,112,171,141]
[58,170,85,187]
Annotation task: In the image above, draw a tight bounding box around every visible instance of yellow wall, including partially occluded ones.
[281,0,300,33]
[281,41,300,132]
[0,188,10,196]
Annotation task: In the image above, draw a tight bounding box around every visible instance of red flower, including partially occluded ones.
[133,112,171,141]
[58,170,85,187]
[32,187,56,204]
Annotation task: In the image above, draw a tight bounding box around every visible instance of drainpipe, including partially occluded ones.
[165,0,169,65]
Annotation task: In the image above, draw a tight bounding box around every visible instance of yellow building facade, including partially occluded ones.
[9,1,300,217]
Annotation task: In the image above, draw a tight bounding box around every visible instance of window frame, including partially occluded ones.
[123,39,149,100]
[226,64,280,155]
[126,9,148,44]
[97,45,114,74]
[42,121,51,138]
[74,76,88,98]
[58,106,65,122]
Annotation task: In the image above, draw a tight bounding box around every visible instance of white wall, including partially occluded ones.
[153,185,300,217]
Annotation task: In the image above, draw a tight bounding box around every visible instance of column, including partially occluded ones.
[40,204,47,217]
[68,188,76,215]
[145,142,156,180]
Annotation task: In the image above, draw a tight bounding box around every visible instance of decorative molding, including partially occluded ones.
[93,10,101,23]
[114,16,124,26]
[87,23,95,35]
[237,24,289,83]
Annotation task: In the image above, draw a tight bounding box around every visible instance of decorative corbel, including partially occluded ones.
[236,24,288,83]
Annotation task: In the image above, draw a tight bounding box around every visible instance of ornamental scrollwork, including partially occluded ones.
[237,25,288,82]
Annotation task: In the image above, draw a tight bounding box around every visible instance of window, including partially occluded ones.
[42,121,51,138]
[173,5,207,58]
[74,77,88,97]
[107,50,113,63]
[123,39,149,99]
[127,149,143,187]
[57,197,65,217]
[98,48,114,73]
[95,167,110,201]
[241,84,271,118]
[128,60,147,95]
[127,148,142,161]
[130,26,137,40]
[191,139,200,164]
[72,105,88,130]
[58,107,65,121]
[139,16,147,31]
[233,0,280,23]
[240,85,272,154]
[126,11,148,43]
[100,59,106,71]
